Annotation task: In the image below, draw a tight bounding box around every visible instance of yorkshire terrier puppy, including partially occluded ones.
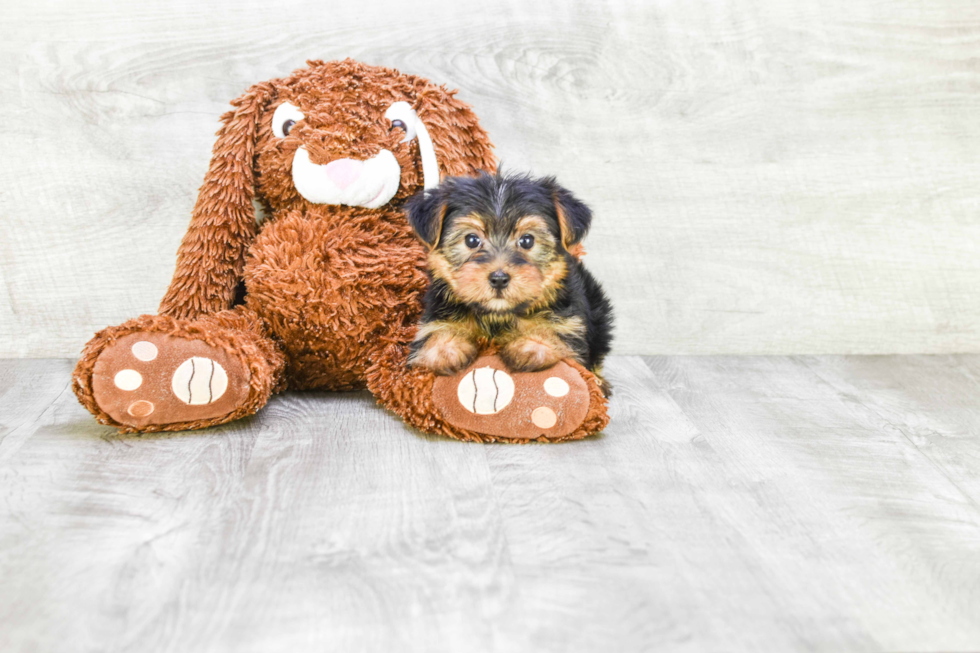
[406,172,613,394]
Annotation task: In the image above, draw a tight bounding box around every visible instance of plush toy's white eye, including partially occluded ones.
[384,102,418,143]
[272,102,305,138]
[384,100,440,191]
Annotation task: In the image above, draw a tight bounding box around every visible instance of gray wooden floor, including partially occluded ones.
[2,355,980,652]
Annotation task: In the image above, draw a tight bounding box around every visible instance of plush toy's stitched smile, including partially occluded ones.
[291,146,401,209]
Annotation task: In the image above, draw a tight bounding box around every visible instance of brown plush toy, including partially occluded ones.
[72,59,609,442]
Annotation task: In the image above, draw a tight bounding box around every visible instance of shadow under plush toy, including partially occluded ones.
[72,59,609,442]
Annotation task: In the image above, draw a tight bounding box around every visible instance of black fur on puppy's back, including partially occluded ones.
[573,263,614,371]
[533,252,614,375]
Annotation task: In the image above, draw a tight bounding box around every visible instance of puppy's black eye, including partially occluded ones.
[518,234,535,250]
[282,119,296,136]
[465,234,482,249]
[390,119,407,133]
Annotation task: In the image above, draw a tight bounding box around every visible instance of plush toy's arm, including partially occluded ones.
[158,84,271,320]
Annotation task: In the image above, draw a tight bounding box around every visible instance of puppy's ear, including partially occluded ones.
[158,81,275,319]
[549,179,592,249]
[406,189,448,249]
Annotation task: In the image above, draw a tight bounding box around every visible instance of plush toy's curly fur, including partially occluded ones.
[72,59,609,442]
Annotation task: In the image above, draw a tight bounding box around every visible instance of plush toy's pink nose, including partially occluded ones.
[324,158,363,190]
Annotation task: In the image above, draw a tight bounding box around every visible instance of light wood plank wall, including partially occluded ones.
[2,0,979,357]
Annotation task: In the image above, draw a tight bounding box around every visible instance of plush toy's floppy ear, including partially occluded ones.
[548,179,593,250]
[406,188,448,250]
[158,82,275,319]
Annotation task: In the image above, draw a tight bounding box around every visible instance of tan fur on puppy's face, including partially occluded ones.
[429,214,567,313]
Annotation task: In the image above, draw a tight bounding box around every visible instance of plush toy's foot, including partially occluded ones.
[74,311,285,433]
[90,331,249,430]
[367,346,609,443]
[432,355,594,440]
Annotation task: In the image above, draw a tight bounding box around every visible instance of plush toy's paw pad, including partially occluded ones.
[91,332,248,429]
[432,355,590,440]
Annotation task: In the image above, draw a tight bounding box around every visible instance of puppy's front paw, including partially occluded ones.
[500,337,565,372]
[410,334,478,376]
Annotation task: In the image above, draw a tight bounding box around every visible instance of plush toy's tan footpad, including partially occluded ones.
[432,355,590,439]
[91,332,248,429]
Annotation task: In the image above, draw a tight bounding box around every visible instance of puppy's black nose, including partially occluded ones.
[488,270,510,289]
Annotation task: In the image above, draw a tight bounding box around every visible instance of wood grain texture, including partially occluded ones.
[2,354,980,652]
[2,0,980,357]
